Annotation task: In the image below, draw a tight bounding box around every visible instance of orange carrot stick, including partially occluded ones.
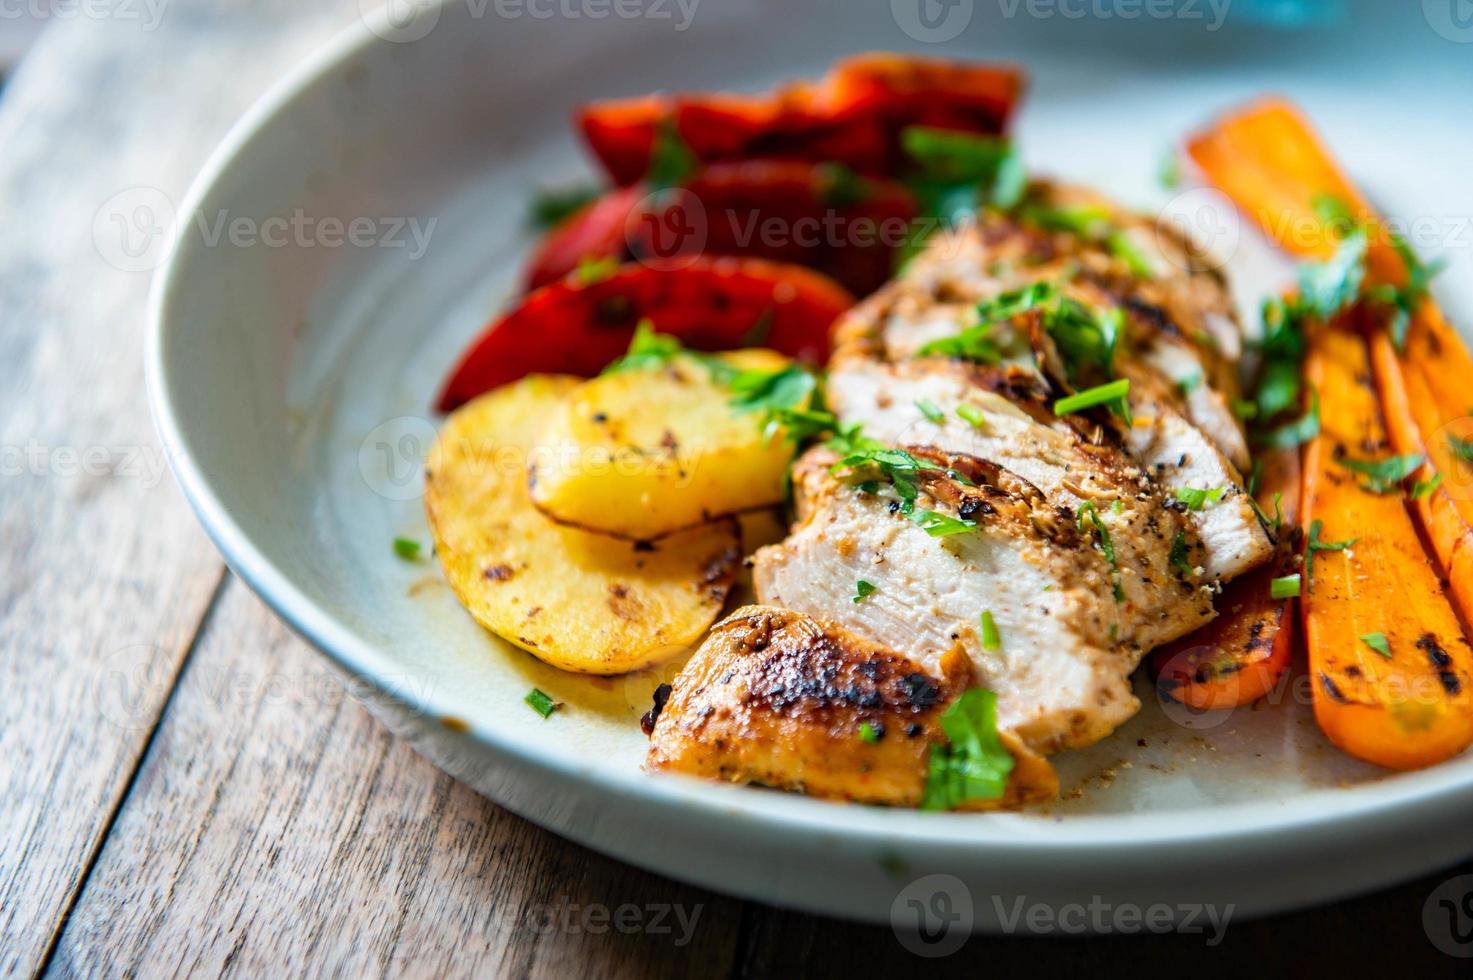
[1299,325,1473,769]
[1188,98,1473,628]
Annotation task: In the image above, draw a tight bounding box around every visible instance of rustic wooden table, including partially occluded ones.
[2,2,1470,976]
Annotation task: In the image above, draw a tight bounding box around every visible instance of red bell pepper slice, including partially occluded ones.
[578,54,1025,185]
[524,161,916,296]
[436,257,854,411]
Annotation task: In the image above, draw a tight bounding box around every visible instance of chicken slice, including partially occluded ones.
[824,356,1215,634]
[646,605,1058,807]
[753,450,1210,752]
[831,218,1271,583]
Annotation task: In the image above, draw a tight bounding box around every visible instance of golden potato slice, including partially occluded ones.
[528,351,798,541]
[425,375,741,675]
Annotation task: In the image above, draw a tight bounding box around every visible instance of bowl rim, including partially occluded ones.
[146,0,1473,859]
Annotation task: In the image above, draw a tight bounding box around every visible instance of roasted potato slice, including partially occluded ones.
[426,375,741,675]
[528,350,799,541]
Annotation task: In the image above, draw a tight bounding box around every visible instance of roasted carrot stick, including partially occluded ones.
[1188,97,1473,627]
[1151,446,1299,710]
[1299,324,1473,769]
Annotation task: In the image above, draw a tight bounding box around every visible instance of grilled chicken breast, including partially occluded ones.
[647,605,1057,806]
[754,448,1212,752]
[651,177,1274,797]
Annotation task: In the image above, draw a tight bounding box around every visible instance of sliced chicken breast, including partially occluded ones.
[753,450,1212,752]
[646,605,1057,807]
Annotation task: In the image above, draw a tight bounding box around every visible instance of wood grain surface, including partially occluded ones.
[1,3,1471,978]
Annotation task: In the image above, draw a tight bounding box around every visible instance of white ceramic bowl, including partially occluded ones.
[148,0,1473,928]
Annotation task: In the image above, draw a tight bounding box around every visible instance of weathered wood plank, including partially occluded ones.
[0,4,360,974]
[50,579,744,978]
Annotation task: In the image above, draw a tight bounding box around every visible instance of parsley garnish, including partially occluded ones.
[574,255,620,286]
[956,404,988,429]
[912,509,978,537]
[979,611,1001,651]
[1174,485,1226,511]
[1270,574,1301,599]
[920,689,1015,810]
[728,363,825,443]
[525,688,559,719]
[529,185,601,228]
[1076,501,1116,565]
[1105,229,1154,278]
[645,117,697,189]
[602,319,686,374]
[1359,631,1392,659]
[915,323,1003,363]
[392,537,422,561]
[1448,435,1473,463]
[817,162,868,207]
[901,126,1026,213]
[1335,452,1424,494]
[1159,147,1181,190]
[1177,372,1204,396]
[853,579,877,603]
[1412,472,1444,499]
[1249,492,1284,533]
[858,721,881,743]
[1258,390,1321,448]
[1054,378,1132,423]
[1169,530,1192,575]
[914,399,945,424]
[1305,519,1357,583]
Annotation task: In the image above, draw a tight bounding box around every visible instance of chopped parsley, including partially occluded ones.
[817,162,868,207]
[1305,519,1357,583]
[979,610,1002,651]
[1258,390,1321,448]
[602,319,686,374]
[529,184,601,228]
[1249,492,1285,534]
[914,399,946,424]
[1076,501,1117,565]
[645,117,697,189]
[1270,574,1301,599]
[853,579,877,603]
[1359,631,1392,659]
[525,688,559,719]
[1177,372,1204,396]
[1174,485,1226,511]
[1334,452,1424,494]
[1054,378,1131,422]
[1449,434,1473,463]
[574,254,620,286]
[728,363,826,443]
[915,323,1003,363]
[392,537,422,561]
[1412,472,1444,499]
[858,721,881,743]
[1105,229,1154,278]
[912,509,978,537]
[1169,530,1192,575]
[900,126,1026,213]
[1159,147,1181,190]
[956,404,988,429]
[920,689,1015,810]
